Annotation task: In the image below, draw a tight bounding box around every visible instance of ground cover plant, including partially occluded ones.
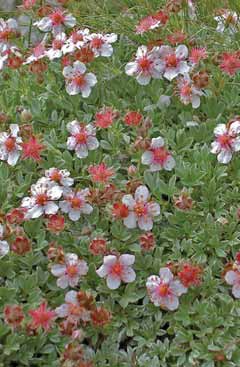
[1,0,240,366]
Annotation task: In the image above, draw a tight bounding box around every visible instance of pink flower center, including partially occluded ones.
[5,137,16,152]
[134,202,148,217]
[50,170,62,182]
[110,262,123,276]
[158,283,171,297]
[152,147,169,165]
[181,83,192,97]
[75,131,87,144]
[52,39,63,50]
[66,264,79,277]
[165,54,178,68]
[36,193,48,206]
[91,37,104,49]
[138,56,152,72]
[73,74,86,88]
[71,32,84,44]
[0,29,11,41]
[217,134,232,149]
[50,11,65,26]
[70,197,83,209]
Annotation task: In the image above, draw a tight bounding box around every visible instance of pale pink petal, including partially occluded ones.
[232,284,240,298]
[81,203,93,215]
[51,264,66,277]
[151,137,164,148]
[55,304,69,318]
[75,144,88,158]
[225,270,239,285]
[171,280,188,296]
[57,275,69,289]
[86,136,99,150]
[119,254,135,266]
[121,267,136,283]
[147,202,160,217]
[163,156,176,171]
[44,202,59,215]
[136,73,151,85]
[65,290,78,304]
[122,194,135,209]
[7,151,20,166]
[138,216,153,231]
[164,295,179,311]
[214,124,227,136]
[125,62,138,76]
[106,274,121,289]
[124,212,137,229]
[96,264,108,278]
[175,45,188,59]
[141,151,153,165]
[159,267,173,282]
[217,150,232,164]
[69,209,81,221]
[135,185,149,202]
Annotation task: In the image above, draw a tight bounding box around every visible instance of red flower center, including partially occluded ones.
[138,56,152,72]
[66,264,79,277]
[166,54,178,67]
[91,37,104,49]
[36,193,48,206]
[50,170,62,182]
[73,74,86,87]
[181,83,192,97]
[158,283,170,297]
[217,134,232,149]
[52,39,63,49]
[70,197,83,209]
[111,262,123,276]
[75,131,87,144]
[134,202,147,217]
[72,32,84,43]
[50,11,65,26]
[152,147,169,165]
[0,29,11,41]
[5,137,16,152]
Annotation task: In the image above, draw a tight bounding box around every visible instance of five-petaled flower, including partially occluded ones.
[211,120,240,164]
[51,253,88,289]
[142,137,175,172]
[121,185,160,231]
[66,120,99,158]
[146,267,187,311]
[96,254,136,289]
[0,124,22,166]
[59,188,93,221]
[63,61,97,97]
[34,8,76,35]
[21,177,63,219]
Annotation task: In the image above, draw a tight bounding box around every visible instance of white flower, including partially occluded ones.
[62,28,89,54]
[46,32,67,60]
[125,45,164,85]
[141,136,175,172]
[21,177,63,219]
[0,124,22,166]
[34,8,76,35]
[122,185,160,231]
[0,240,9,258]
[51,253,88,289]
[159,44,190,81]
[66,120,99,158]
[87,33,117,57]
[24,42,47,64]
[96,254,136,289]
[63,61,97,97]
[214,9,239,34]
[0,18,18,52]
[146,267,187,310]
[45,168,74,188]
[211,121,240,164]
[177,74,203,109]
[59,188,93,221]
